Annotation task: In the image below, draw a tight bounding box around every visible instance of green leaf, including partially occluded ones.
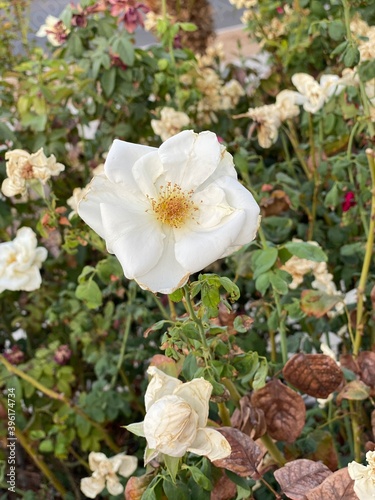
[252,247,278,279]
[255,272,271,295]
[219,276,240,302]
[163,455,180,482]
[39,439,54,453]
[178,22,197,32]
[183,465,212,491]
[358,59,375,83]
[96,256,123,284]
[101,67,116,97]
[269,270,289,295]
[284,241,327,262]
[324,183,340,209]
[117,37,135,65]
[169,288,184,302]
[300,290,342,318]
[328,20,345,41]
[75,280,103,309]
[343,45,360,68]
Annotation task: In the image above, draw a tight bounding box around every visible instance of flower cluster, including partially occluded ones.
[126,366,231,463]
[0,227,47,293]
[151,107,190,142]
[1,148,65,198]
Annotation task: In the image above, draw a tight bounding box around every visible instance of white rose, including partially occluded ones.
[126,367,231,463]
[78,130,260,294]
[80,452,138,498]
[0,227,48,293]
[291,73,344,114]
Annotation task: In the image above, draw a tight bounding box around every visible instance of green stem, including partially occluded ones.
[221,378,241,406]
[274,292,288,364]
[16,428,67,496]
[260,433,286,466]
[0,355,120,453]
[353,149,375,356]
[285,121,312,180]
[110,314,132,388]
[183,285,209,352]
[153,295,170,320]
[217,402,231,426]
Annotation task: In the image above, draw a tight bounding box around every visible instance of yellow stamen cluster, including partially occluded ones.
[150,182,197,228]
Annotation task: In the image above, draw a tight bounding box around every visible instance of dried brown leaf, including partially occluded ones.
[260,189,291,216]
[213,427,264,478]
[274,459,332,500]
[283,353,343,399]
[357,351,375,389]
[305,467,356,499]
[210,471,237,500]
[300,290,341,318]
[337,380,371,404]
[125,474,153,500]
[251,379,306,442]
[231,394,267,440]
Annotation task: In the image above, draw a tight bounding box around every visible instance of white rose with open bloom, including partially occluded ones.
[0,227,48,293]
[78,130,260,294]
[291,73,344,114]
[126,367,231,463]
[2,148,65,197]
[348,450,375,499]
[80,452,137,498]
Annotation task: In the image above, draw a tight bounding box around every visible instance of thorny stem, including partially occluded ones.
[15,427,67,496]
[0,355,121,453]
[307,114,321,241]
[261,433,286,467]
[353,149,375,356]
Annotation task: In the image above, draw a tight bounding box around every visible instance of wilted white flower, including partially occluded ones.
[234,104,281,148]
[291,73,344,113]
[220,80,245,110]
[0,227,48,293]
[1,148,65,197]
[348,450,375,499]
[36,15,70,46]
[78,130,260,294]
[151,107,190,142]
[126,366,231,463]
[275,90,304,121]
[80,452,137,498]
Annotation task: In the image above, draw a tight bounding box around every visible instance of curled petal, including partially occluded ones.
[174,378,212,428]
[110,454,138,478]
[188,428,232,461]
[88,452,109,472]
[106,475,124,496]
[145,366,182,411]
[80,476,106,498]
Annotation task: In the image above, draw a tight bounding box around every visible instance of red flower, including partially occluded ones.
[342,191,356,212]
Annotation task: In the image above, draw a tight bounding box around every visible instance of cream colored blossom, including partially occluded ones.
[80,452,137,498]
[1,148,65,197]
[67,165,104,217]
[36,15,70,46]
[234,104,281,148]
[0,227,48,293]
[348,450,375,499]
[291,73,344,113]
[126,367,231,463]
[275,90,304,121]
[151,107,190,142]
[78,130,260,294]
[220,80,245,110]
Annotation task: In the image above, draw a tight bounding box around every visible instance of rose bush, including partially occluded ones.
[0,0,374,498]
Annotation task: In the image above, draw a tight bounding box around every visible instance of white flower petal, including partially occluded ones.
[143,395,199,457]
[132,151,164,198]
[88,452,108,472]
[145,366,182,411]
[100,202,164,278]
[106,475,124,496]
[114,455,138,478]
[80,476,106,498]
[105,139,156,187]
[188,428,231,461]
[135,231,190,294]
[175,210,246,273]
[174,378,212,428]
[158,130,221,191]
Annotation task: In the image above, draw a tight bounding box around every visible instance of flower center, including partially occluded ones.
[150,182,197,229]
[21,163,34,179]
